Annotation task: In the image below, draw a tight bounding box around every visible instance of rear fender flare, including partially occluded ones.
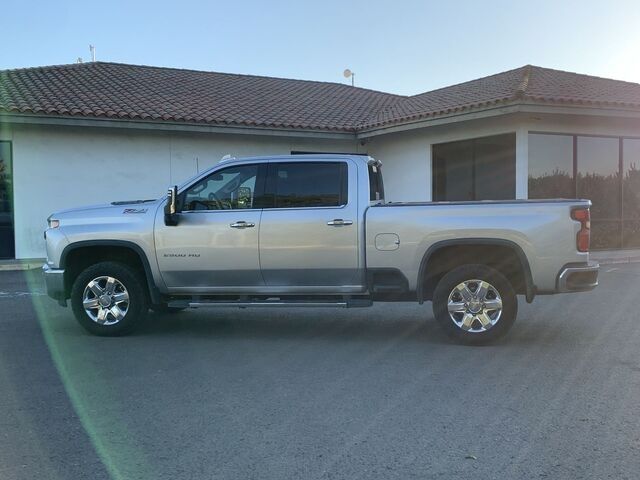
[416,238,535,304]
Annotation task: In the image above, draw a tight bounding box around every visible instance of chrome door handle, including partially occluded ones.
[327,219,353,226]
[230,221,255,229]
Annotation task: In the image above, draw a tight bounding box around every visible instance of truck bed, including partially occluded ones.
[365,198,592,293]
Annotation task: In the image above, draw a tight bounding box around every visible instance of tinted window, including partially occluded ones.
[577,136,621,249]
[270,162,347,208]
[0,142,14,259]
[368,164,385,201]
[528,134,575,199]
[432,133,515,201]
[182,164,261,211]
[623,139,640,247]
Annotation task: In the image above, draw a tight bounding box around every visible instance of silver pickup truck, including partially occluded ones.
[43,154,598,344]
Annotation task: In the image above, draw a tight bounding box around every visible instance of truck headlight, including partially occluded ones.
[48,218,60,229]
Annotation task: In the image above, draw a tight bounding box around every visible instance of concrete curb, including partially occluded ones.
[0,259,45,272]
[592,256,640,266]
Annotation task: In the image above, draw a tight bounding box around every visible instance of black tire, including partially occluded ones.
[432,264,517,345]
[149,304,186,314]
[70,261,149,336]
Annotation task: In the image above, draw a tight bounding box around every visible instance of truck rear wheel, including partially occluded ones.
[70,261,148,336]
[432,264,517,345]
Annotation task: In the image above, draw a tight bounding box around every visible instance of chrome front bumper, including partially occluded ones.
[557,261,599,293]
[43,264,67,305]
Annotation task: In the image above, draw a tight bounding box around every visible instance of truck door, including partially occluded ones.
[258,160,363,292]
[154,163,266,292]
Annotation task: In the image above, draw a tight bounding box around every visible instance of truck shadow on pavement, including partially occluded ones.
[124,305,579,347]
[131,308,453,345]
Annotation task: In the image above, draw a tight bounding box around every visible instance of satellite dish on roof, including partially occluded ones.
[343,68,355,86]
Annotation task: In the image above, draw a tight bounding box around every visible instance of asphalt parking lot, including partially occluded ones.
[1,265,640,480]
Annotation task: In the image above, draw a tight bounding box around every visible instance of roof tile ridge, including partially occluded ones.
[514,65,532,99]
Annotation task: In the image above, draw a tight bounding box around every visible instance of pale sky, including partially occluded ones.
[3,0,640,95]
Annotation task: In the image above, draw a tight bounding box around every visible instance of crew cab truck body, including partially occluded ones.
[43,154,598,344]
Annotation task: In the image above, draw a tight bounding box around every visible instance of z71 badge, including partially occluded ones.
[123,208,148,214]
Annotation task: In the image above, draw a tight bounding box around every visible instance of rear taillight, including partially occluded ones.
[571,208,591,252]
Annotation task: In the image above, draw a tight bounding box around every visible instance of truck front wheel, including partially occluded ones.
[432,264,517,345]
[70,261,149,336]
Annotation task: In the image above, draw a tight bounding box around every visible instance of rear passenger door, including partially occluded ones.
[259,160,363,292]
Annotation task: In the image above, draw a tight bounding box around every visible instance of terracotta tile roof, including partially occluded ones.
[359,65,640,129]
[360,66,529,128]
[2,62,640,133]
[0,62,403,132]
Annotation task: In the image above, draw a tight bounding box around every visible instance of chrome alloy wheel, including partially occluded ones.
[82,276,130,325]
[447,279,503,333]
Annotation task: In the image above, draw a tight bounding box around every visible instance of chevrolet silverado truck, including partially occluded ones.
[42,154,599,344]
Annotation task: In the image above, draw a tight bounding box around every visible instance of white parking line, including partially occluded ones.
[0,291,47,298]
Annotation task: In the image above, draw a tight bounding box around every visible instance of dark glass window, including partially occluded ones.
[270,162,347,208]
[577,136,621,249]
[433,139,473,201]
[527,132,640,250]
[182,164,261,211]
[623,139,640,247]
[432,133,515,201]
[368,164,385,201]
[0,141,13,259]
[528,134,574,198]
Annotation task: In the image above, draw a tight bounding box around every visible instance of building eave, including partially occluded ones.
[4,101,640,142]
[356,104,523,138]
[0,112,357,140]
[356,101,640,139]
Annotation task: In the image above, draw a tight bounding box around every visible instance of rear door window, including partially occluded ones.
[267,162,348,208]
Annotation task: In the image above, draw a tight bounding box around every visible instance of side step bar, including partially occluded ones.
[167,298,373,309]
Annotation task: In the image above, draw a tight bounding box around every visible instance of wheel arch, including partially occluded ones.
[416,238,535,304]
[60,240,161,305]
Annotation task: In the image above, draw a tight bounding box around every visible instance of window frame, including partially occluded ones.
[262,161,349,210]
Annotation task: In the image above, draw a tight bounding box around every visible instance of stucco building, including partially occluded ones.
[1,62,640,259]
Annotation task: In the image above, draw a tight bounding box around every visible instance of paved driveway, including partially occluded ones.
[1,265,639,479]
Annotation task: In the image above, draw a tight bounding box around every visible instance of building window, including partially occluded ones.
[623,139,640,248]
[528,134,574,199]
[0,141,14,259]
[527,132,640,250]
[432,133,515,201]
[577,136,621,249]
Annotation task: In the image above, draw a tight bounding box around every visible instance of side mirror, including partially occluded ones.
[164,185,180,226]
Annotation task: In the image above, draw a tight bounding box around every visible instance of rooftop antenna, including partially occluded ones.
[343,68,355,87]
[89,45,96,62]
[76,57,83,64]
